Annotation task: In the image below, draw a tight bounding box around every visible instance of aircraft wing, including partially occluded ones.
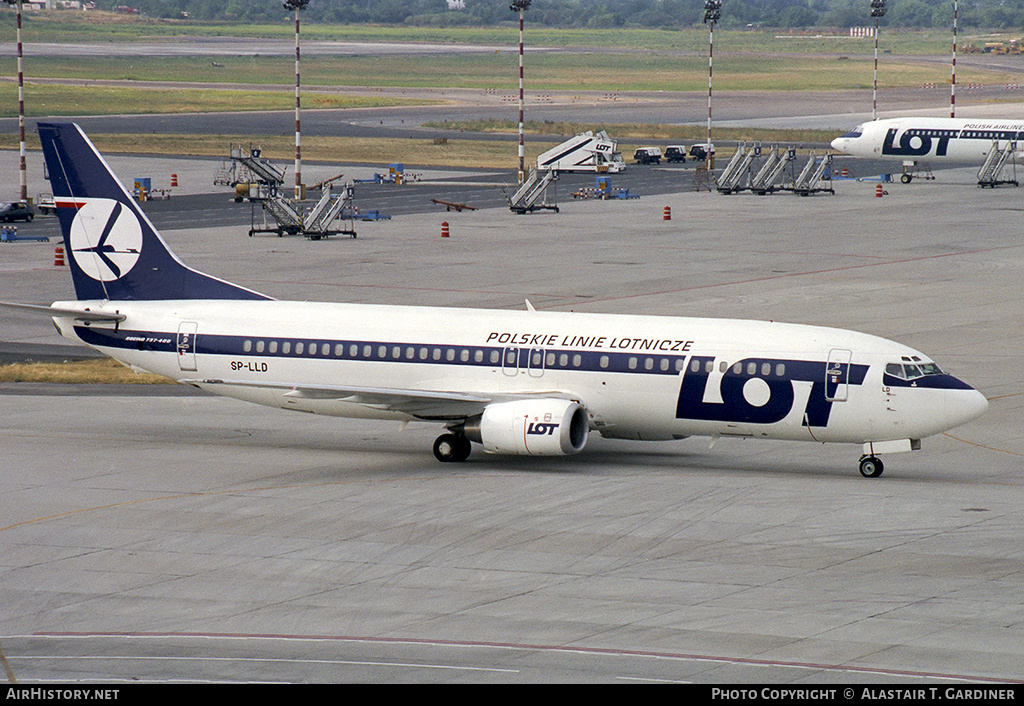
[179,378,578,420]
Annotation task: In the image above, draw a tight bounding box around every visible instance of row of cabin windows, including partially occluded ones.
[690,358,787,378]
[238,338,695,373]
[236,338,790,378]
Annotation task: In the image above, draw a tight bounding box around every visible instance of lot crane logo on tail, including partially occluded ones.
[68,199,143,281]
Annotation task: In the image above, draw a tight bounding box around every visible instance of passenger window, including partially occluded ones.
[446,349,455,362]
[572,354,582,367]
[243,340,252,353]
[644,358,654,371]
[295,342,304,355]
[630,357,639,370]
[761,362,771,376]
[460,349,470,362]
[600,355,610,369]
[256,340,265,353]
[419,347,428,360]
[474,350,484,363]
[321,343,330,356]
[733,363,742,374]
[704,360,713,373]
[660,359,670,371]
[559,353,569,367]
[775,363,785,377]
[491,350,501,364]
[282,341,291,354]
[269,341,278,354]
[690,359,700,373]
[335,343,344,357]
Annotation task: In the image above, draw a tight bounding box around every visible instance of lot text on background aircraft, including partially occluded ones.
[3,122,989,478]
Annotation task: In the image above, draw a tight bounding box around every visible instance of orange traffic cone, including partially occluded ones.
[54,245,65,267]
[441,221,450,238]
[663,206,671,220]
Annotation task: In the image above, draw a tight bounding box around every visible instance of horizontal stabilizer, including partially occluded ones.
[0,301,126,323]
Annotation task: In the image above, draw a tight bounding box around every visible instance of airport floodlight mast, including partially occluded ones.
[951,0,958,117]
[703,0,721,171]
[284,0,311,200]
[510,0,531,184]
[870,0,887,121]
[4,0,26,203]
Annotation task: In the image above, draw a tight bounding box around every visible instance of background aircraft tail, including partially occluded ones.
[38,122,270,302]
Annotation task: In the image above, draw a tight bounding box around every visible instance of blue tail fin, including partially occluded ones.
[38,122,270,302]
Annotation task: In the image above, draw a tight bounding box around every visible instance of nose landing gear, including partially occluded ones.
[859,455,884,478]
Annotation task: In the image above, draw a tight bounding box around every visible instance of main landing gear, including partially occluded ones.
[433,433,472,463]
[859,455,884,478]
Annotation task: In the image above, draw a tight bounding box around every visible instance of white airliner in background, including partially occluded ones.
[6,122,989,477]
[831,116,1024,181]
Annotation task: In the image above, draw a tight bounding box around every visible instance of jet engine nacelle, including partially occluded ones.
[467,399,589,456]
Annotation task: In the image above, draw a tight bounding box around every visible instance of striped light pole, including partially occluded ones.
[4,0,26,203]
[870,0,887,121]
[284,0,310,200]
[951,0,958,118]
[510,0,531,185]
[703,0,722,171]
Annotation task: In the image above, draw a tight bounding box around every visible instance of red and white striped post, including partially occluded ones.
[510,0,532,185]
[284,0,310,200]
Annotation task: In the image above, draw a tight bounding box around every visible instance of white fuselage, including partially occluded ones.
[51,299,988,449]
[831,117,1024,163]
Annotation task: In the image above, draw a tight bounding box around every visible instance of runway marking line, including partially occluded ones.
[19,631,1024,684]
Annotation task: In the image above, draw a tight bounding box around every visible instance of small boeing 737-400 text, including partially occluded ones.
[831,116,1024,182]
[4,123,989,477]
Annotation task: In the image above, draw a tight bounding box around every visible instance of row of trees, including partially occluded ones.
[88,0,1024,30]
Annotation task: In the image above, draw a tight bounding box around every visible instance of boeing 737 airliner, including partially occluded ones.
[10,122,989,477]
[831,117,1024,181]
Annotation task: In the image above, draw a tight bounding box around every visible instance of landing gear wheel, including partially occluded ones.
[901,173,912,184]
[859,455,884,478]
[433,433,472,463]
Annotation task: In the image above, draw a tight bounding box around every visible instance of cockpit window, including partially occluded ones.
[885,359,944,380]
[841,125,865,139]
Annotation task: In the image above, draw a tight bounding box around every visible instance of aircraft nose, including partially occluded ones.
[946,384,989,428]
[830,137,845,151]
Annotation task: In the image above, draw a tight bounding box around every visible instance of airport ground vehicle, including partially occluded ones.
[664,146,687,163]
[689,143,716,161]
[0,202,34,223]
[36,194,56,216]
[537,131,626,173]
[633,147,662,165]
